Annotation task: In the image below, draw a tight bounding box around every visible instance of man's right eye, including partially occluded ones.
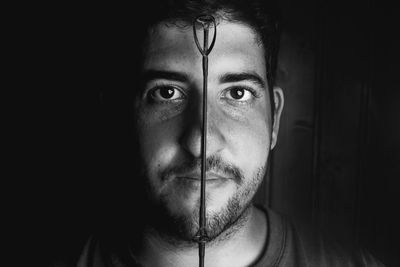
[149,86,185,102]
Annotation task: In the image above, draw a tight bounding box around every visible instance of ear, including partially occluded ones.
[270,86,284,149]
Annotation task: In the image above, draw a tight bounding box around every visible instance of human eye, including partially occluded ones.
[221,86,259,103]
[148,85,185,103]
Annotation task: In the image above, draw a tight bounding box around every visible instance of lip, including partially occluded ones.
[175,177,230,189]
[177,171,230,181]
[174,172,231,189]
[178,177,229,183]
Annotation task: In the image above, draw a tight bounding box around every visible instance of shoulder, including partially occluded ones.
[76,236,113,267]
[253,206,308,266]
[48,235,89,267]
[277,213,385,266]
[76,236,96,267]
[75,235,143,267]
[255,206,386,266]
[293,222,385,266]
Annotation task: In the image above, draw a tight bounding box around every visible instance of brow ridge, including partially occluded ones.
[219,72,266,88]
[141,69,189,83]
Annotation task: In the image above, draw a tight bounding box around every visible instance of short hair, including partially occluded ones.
[99,0,281,125]
[132,0,282,114]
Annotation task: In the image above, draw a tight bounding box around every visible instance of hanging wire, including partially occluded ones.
[192,14,217,267]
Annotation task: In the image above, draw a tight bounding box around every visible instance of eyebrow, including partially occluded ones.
[219,72,266,89]
[141,70,267,89]
[141,70,189,83]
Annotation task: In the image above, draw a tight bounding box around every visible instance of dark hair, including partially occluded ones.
[96,0,281,161]
[128,0,281,120]
[132,0,282,112]
[99,0,281,120]
[97,0,282,162]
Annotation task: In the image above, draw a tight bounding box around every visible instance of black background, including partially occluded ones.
[7,1,399,266]
[268,1,399,266]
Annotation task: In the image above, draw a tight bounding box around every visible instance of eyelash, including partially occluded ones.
[146,84,186,103]
[145,84,260,105]
[221,86,261,102]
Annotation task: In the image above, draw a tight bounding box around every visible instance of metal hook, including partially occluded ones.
[193,15,217,56]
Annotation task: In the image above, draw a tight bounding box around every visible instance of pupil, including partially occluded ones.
[160,88,174,98]
[231,88,244,99]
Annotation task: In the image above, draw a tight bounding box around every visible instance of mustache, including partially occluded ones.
[160,155,244,185]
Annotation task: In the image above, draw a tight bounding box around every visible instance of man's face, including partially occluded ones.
[134,20,281,241]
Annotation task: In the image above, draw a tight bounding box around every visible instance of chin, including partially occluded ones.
[151,190,251,244]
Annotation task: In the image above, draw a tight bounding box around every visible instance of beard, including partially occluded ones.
[142,156,267,247]
[161,190,253,246]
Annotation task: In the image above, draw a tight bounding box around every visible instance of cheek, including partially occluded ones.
[236,126,269,164]
[136,118,181,177]
[225,112,271,177]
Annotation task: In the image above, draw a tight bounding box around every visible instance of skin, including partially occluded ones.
[133,19,284,267]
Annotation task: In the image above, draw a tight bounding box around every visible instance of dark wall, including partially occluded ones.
[259,0,400,266]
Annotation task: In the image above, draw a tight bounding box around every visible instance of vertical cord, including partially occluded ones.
[199,27,209,267]
[193,15,217,267]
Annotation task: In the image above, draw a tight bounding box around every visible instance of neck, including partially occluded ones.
[135,205,267,267]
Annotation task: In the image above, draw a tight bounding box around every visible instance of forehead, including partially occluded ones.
[142,21,267,81]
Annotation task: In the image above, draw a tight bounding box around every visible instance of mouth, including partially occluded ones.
[175,172,231,187]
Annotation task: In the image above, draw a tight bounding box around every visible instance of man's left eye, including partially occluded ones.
[223,87,254,101]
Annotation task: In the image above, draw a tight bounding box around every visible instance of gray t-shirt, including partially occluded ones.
[75,208,385,267]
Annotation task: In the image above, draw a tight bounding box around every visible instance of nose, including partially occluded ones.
[179,98,226,158]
